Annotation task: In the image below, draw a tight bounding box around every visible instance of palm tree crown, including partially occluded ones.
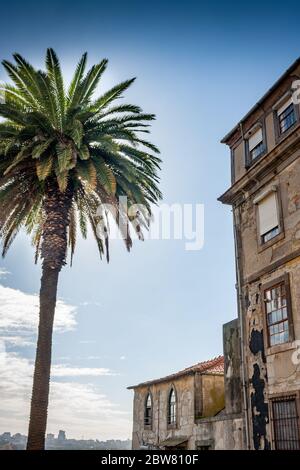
[0,49,162,265]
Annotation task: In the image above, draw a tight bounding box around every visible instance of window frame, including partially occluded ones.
[261,273,294,353]
[273,93,299,143]
[167,386,177,429]
[144,391,153,430]
[254,185,285,252]
[269,392,300,450]
[245,121,267,168]
[278,103,297,134]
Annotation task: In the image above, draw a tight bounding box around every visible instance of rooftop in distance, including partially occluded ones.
[128,355,224,389]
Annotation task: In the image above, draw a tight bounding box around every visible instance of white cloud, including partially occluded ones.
[120,356,126,361]
[51,365,116,377]
[0,335,34,347]
[0,268,10,278]
[0,281,131,440]
[80,301,101,308]
[0,349,131,440]
[0,284,77,335]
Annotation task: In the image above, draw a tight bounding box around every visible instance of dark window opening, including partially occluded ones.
[262,226,280,244]
[247,127,265,165]
[144,393,152,427]
[272,396,300,450]
[257,190,281,245]
[278,103,296,134]
[265,281,289,346]
[168,388,176,425]
[250,141,265,161]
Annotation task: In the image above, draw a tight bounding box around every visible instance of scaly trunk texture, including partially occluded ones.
[27,181,73,450]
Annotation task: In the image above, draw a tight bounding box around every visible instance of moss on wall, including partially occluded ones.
[202,376,225,418]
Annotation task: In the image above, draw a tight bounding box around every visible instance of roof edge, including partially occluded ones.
[127,355,224,390]
[221,57,300,145]
[127,370,224,390]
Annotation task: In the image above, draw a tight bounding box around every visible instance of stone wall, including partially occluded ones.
[239,156,300,281]
[193,414,244,450]
[223,319,242,414]
[131,375,196,450]
[201,375,225,418]
[131,370,243,450]
[236,149,300,449]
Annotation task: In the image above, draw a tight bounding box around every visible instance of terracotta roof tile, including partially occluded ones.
[128,355,224,389]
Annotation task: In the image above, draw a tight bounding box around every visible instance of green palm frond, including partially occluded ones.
[56,142,76,172]
[68,203,77,266]
[70,59,107,108]
[1,60,38,107]
[46,48,65,127]
[78,143,90,160]
[13,54,44,104]
[69,119,83,147]
[4,144,32,175]
[67,52,87,102]
[89,78,136,112]
[92,157,116,195]
[32,139,54,159]
[36,154,53,180]
[0,49,162,263]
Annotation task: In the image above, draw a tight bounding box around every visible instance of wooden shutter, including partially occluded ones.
[258,192,278,236]
[277,97,293,116]
[249,128,263,151]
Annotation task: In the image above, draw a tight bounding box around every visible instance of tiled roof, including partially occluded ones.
[128,355,224,389]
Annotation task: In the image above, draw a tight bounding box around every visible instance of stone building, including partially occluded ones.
[128,320,244,450]
[219,58,300,450]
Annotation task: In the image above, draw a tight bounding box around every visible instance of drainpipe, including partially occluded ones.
[232,122,250,450]
[233,202,250,450]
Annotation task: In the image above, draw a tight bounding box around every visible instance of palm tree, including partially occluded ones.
[0,50,162,450]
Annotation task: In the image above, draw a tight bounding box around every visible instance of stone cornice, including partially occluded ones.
[218,124,300,206]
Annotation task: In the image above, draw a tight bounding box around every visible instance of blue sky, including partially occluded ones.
[1,0,300,439]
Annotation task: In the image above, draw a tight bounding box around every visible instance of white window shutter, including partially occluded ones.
[248,128,263,151]
[258,192,279,236]
[277,97,293,117]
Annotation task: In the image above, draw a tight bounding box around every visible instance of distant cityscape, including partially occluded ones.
[0,431,131,450]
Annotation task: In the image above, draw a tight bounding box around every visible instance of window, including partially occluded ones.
[272,396,300,450]
[264,277,292,347]
[256,191,280,244]
[144,393,152,427]
[248,128,264,162]
[168,388,177,426]
[277,98,296,135]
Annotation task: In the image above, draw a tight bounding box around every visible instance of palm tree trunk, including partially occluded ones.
[26,266,60,450]
[27,180,73,450]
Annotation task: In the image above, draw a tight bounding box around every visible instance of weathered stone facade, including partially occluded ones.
[128,324,245,450]
[220,58,300,450]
